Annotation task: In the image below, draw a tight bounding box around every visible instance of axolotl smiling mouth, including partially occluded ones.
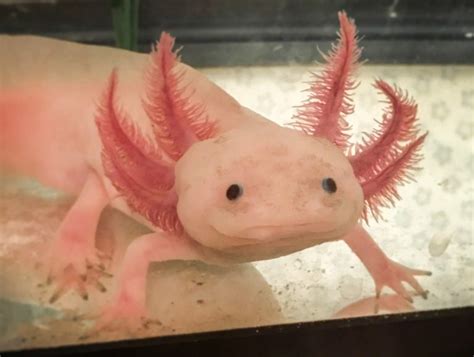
[175,122,364,253]
[220,205,361,242]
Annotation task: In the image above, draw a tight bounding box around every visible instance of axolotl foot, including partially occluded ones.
[42,172,112,303]
[45,234,112,303]
[344,225,432,312]
[91,293,160,334]
[371,259,431,311]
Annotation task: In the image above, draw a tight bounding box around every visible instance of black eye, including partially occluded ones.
[322,178,337,193]
[226,184,243,201]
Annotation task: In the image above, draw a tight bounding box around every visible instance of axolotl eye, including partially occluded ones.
[226,184,243,201]
[321,177,337,193]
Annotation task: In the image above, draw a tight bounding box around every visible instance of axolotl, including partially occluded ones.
[0,12,430,327]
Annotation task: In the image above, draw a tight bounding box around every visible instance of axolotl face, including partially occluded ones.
[175,122,364,262]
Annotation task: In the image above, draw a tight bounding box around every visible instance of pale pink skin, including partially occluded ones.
[0,13,430,329]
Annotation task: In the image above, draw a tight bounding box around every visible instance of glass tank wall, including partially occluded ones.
[0,0,473,351]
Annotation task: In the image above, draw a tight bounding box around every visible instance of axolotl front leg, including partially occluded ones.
[344,225,431,309]
[46,172,111,301]
[96,233,202,330]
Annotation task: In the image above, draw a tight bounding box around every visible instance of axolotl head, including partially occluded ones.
[175,122,364,259]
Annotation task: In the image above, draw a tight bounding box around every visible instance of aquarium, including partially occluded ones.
[0,0,473,355]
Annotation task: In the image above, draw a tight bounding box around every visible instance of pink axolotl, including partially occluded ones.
[0,12,430,328]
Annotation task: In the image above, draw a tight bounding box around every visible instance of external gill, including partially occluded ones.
[290,11,361,151]
[349,81,427,222]
[291,12,427,222]
[95,32,216,233]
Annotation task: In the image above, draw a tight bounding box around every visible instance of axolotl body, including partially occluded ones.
[0,12,430,326]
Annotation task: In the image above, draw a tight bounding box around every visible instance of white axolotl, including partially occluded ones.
[0,12,430,328]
